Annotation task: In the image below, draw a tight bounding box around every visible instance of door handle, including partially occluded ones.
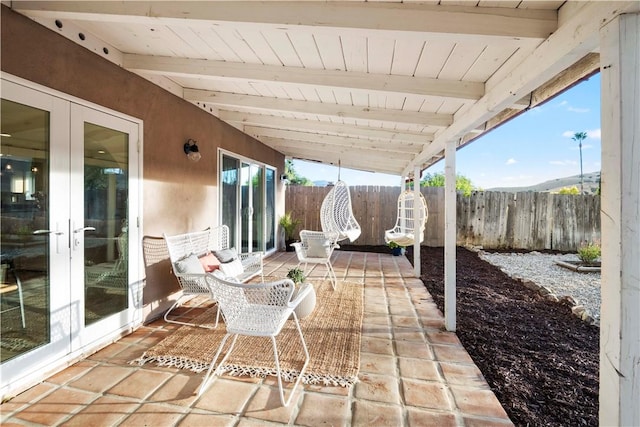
[33,228,65,254]
[72,226,95,250]
[33,229,64,235]
[73,226,96,234]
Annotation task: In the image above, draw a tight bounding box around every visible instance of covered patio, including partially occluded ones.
[1,250,512,426]
[2,2,639,424]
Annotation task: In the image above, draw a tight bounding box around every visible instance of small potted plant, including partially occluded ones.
[286,266,306,285]
[286,267,316,318]
[279,212,301,252]
[387,241,405,256]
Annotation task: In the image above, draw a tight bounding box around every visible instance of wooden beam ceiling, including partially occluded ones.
[15,1,557,42]
[184,90,453,128]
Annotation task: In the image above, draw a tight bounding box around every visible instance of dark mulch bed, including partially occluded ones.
[343,245,600,427]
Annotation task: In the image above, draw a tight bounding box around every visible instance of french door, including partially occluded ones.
[220,152,276,254]
[0,77,141,393]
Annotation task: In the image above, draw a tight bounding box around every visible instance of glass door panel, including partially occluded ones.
[265,168,275,252]
[0,99,51,363]
[83,123,129,325]
[69,104,138,351]
[221,155,239,246]
[251,165,264,252]
[240,162,250,252]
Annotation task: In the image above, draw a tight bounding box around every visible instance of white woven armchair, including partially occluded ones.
[164,229,220,328]
[291,230,339,290]
[199,271,312,406]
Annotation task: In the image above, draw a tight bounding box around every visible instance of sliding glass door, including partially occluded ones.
[220,153,275,254]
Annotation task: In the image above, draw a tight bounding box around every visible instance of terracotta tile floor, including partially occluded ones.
[1,251,513,426]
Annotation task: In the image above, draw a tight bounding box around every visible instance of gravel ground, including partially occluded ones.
[478,251,601,323]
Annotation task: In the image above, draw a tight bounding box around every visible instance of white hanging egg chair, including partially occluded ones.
[320,163,361,243]
[385,188,428,247]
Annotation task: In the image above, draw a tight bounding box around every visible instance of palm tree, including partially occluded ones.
[572,131,587,194]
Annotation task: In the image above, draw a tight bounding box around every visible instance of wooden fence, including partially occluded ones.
[285,186,601,251]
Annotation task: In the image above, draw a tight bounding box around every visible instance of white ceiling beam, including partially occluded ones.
[185,89,453,128]
[403,1,639,176]
[14,1,557,42]
[247,128,422,156]
[263,137,417,160]
[123,55,485,101]
[219,110,433,144]
[271,146,406,176]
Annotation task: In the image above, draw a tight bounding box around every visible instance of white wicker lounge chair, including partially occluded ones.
[291,230,339,290]
[163,226,263,328]
[0,268,26,329]
[384,189,428,247]
[85,230,128,294]
[198,271,312,406]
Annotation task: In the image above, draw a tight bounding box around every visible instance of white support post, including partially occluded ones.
[413,166,421,277]
[599,13,640,427]
[444,139,456,331]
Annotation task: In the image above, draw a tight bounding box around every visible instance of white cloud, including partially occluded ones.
[549,160,578,166]
[558,100,568,107]
[505,158,517,165]
[562,130,575,138]
[568,106,590,113]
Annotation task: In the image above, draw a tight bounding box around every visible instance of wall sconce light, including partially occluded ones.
[184,139,201,162]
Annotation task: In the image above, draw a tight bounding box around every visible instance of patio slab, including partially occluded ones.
[1,251,513,426]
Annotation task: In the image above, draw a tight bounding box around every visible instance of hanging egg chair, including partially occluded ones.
[320,162,361,242]
[384,188,428,247]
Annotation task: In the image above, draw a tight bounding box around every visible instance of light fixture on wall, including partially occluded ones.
[184,139,201,162]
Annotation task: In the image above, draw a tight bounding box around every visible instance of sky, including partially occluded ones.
[292,73,601,189]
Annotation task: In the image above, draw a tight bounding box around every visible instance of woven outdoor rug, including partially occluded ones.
[133,280,364,387]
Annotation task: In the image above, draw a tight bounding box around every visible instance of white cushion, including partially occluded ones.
[219,258,244,277]
[175,253,205,274]
[306,239,329,258]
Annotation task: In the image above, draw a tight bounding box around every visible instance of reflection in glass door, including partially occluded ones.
[0,99,51,363]
[265,168,275,252]
[82,122,129,326]
[221,155,239,246]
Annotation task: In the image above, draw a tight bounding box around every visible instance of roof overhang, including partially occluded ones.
[10,1,640,177]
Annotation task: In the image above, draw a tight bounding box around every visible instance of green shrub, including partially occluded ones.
[558,186,580,195]
[578,242,601,265]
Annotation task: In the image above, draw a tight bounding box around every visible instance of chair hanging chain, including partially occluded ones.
[406,172,415,191]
